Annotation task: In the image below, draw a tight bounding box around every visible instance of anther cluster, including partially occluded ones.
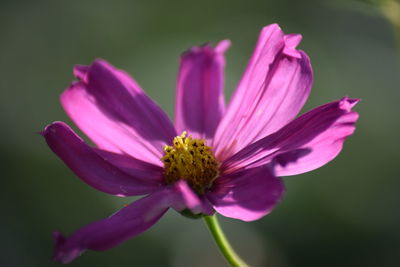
[162,132,219,194]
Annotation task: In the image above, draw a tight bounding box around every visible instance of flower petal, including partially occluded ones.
[175,40,230,140]
[213,24,313,159]
[208,165,284,222]
[274,100,359,176]
[61,59,177,166]
[42,122,162,196]
[52,189,172,263]
[94,149,164,183]
[222,98,359,176]
[171,180,214,215]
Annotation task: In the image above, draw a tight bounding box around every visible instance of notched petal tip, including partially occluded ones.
[182,47,209,58]
[91,58,112,69]
[52,231,83,264]
[73,58,113,82]
[283,33,303,58]
[73,65,89,81]
[284,33,303,47]
[339,97,360,111]
[182,39,230,58]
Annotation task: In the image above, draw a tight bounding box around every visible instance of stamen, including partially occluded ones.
[161,131,219,194]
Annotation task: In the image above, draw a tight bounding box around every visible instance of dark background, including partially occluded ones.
[1,0,399,266]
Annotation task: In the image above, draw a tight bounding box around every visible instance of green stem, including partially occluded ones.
[203,215,250,267]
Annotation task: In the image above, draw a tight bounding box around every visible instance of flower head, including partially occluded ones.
[42,24,359,263]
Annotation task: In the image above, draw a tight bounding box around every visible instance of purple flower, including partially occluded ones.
[42,24,359,263]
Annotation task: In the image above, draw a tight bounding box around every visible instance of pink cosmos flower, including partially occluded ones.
[42,24,359,263]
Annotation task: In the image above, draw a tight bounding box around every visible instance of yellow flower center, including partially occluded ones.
[162,131,219,194]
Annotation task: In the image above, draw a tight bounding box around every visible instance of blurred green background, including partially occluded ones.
[1,0,399,266]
